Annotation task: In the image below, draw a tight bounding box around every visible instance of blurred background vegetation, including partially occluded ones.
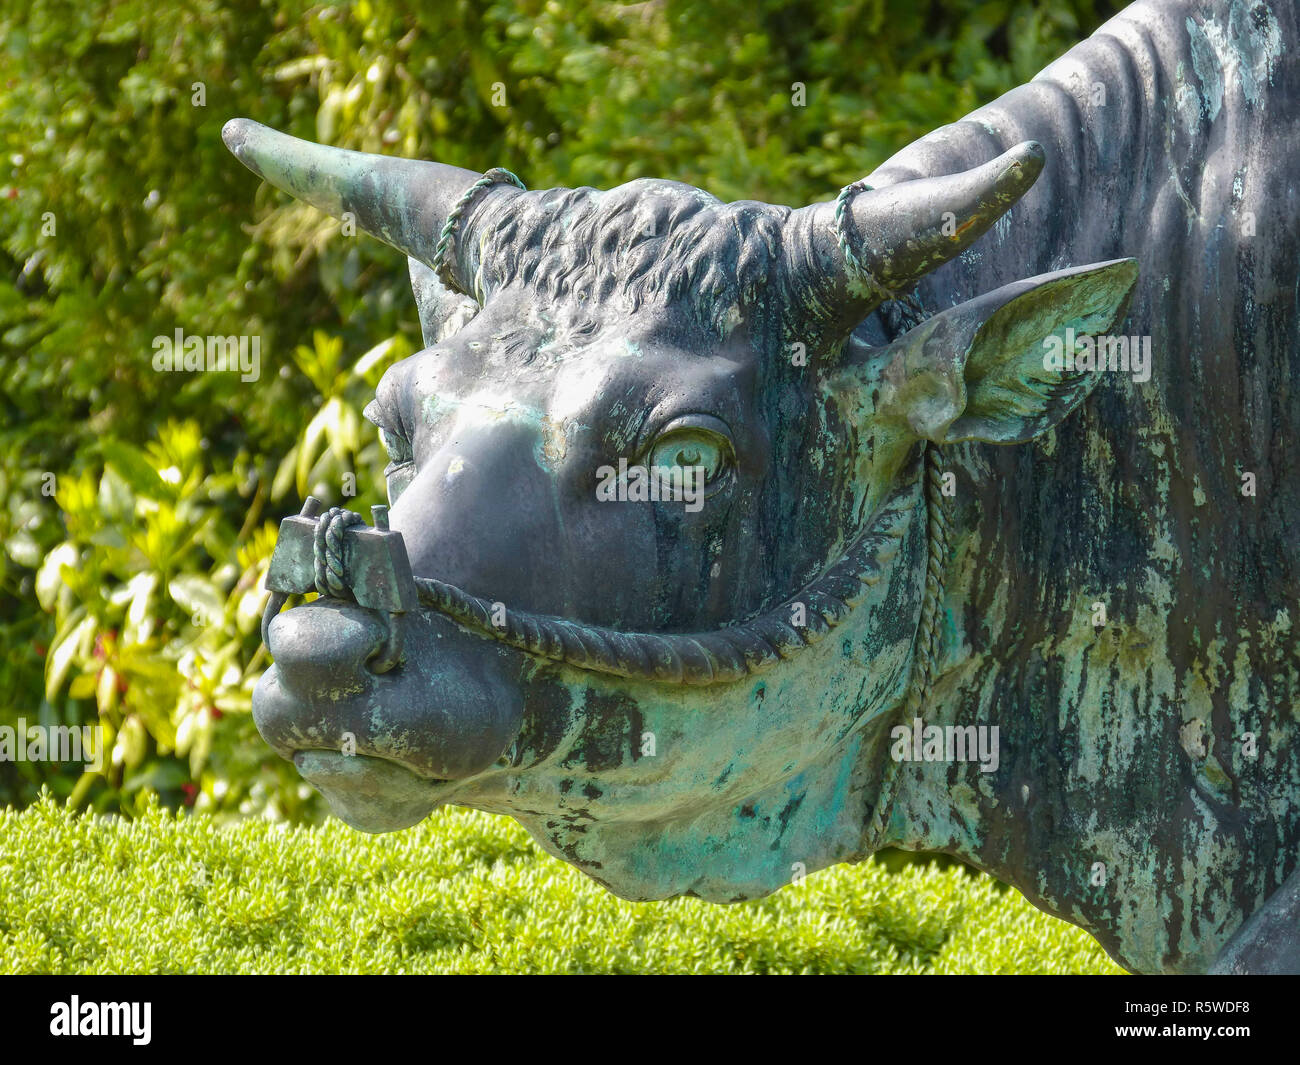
[0,0,1124,819]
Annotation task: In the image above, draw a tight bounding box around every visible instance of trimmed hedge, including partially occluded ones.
[0,795,1121,974]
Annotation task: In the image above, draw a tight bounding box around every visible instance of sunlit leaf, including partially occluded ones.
[45,613,93,703]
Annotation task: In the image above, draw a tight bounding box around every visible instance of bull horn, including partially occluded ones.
[785,140,1045,340]
[222,118,516,292]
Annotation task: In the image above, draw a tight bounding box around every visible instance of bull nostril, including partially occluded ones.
[365,614,405,675]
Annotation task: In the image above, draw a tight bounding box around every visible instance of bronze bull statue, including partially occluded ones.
[225,0,1300,974]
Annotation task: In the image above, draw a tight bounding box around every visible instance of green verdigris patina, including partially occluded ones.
[228,0,1300,974]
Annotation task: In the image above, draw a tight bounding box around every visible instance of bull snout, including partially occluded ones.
[254,599,524,830]
[252,500,525,832]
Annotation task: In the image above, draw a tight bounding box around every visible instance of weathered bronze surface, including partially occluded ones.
[226,0,1300,974]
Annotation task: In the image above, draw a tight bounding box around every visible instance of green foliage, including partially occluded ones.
[0,0,1123,812]
[0,795,1123,973]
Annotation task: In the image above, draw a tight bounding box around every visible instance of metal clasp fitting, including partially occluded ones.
[261,497,417,673]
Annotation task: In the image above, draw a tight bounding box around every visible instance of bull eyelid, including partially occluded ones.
[364,393,414,444]
[362,397,399,435]
[638,413,736,459]
[636,412,735,455]
[365,354,422,437]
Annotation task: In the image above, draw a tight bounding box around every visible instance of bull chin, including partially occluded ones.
[293,750,449,833]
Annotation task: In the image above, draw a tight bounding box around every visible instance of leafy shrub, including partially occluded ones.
[0,795,1123,973]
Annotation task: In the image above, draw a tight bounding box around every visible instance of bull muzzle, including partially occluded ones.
[254,497,525,830]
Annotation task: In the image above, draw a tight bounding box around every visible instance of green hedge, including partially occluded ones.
[0,795,1121,974]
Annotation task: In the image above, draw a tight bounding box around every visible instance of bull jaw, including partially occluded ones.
[491,728,891,903]
[436,471,928,900]
[294,750,462,833]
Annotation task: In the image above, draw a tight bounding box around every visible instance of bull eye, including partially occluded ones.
[377,426,416,503]
[645,418,734,497]
[364,397,418,504]
[377,427,411,464]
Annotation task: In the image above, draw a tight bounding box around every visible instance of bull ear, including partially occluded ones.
[870,259,1140,445]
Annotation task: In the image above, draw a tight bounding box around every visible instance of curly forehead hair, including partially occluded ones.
[466,179,793,338]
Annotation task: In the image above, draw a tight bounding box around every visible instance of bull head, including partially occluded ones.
[226,119,1137,900]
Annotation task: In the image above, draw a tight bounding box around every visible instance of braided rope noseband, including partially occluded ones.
[429,166,526,296]
[835,180,950,850]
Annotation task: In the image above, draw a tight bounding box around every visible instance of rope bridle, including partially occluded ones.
[313,507,365,598]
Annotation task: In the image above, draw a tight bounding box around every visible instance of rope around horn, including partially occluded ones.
[835,178,928,324]
[834,182,951,849]
[430,167,526,296]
